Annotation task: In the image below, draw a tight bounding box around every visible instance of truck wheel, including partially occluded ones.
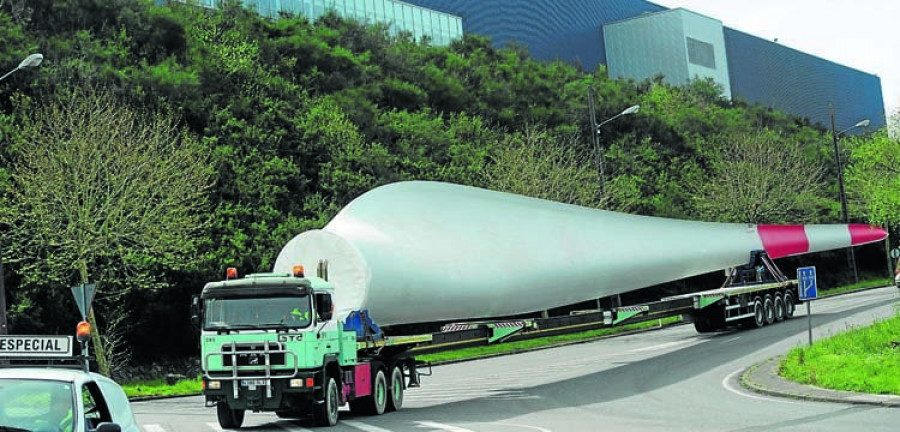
[783,292,795,318]
[748,297,765,328]
[313,375,340,427]
[387,365,404,411]
[216,401,245,429]
[763,295,776,325]
[774,293,785,322]
[349,367,388,416]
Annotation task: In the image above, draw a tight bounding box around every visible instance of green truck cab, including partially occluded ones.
[193,267,412,428]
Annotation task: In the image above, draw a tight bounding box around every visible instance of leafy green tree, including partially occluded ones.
[845,130,900,227]
[0,87,212,374]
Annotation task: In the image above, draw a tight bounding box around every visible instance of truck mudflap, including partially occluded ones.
[203,340,300,400]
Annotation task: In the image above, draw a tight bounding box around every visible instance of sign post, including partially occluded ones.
[797,266,817,346]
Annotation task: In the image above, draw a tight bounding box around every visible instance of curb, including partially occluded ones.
[741,356,900,407]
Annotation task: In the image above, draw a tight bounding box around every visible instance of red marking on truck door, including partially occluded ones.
[355,363,372,397]
[757,225,809,259]
[848,224,888,245]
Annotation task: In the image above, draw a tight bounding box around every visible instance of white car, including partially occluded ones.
[895,271,900,288]
[0,366,139,432]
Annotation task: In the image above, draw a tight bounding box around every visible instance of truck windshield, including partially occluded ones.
[0,379,74,432]
[203,296,312,330]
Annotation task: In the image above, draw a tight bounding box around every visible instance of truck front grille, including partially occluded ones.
[222,342,287,366]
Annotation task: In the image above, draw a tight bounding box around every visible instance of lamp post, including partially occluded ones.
[0,52,43,335]
[830,105,869,285]
[587,90,639,196]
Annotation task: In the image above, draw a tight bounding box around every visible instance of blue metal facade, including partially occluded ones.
[724,28,885,131]
[402,0,885,130]
[402,0,664,69]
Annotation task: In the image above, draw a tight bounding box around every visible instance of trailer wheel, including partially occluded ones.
[387,365,404,412]
[216,401,245,429]
[783,292,795,318]
[763,295,776,325]
[693,318,713,333]
[748,297,766,328]
[350,367,388,416]
[313,375,340,427]
[774,293,785,322]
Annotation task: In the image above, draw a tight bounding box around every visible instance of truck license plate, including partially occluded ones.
[241,379,267,389]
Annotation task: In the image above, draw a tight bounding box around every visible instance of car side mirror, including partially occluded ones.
[315,293,333,321]
[190,295,202,329]
[96,423,122,432]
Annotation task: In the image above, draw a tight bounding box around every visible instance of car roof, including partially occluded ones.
[0,366,95,384]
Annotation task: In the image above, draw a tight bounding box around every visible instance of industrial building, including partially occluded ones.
[199,0,886,131]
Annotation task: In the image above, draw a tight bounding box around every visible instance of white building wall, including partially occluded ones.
[603,8,731,99]
[603,11,688,85]
[679,9,731,99]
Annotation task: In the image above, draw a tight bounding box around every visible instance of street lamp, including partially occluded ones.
[597,104,640,132]
[830,107,869,285]
[587,98,640,195]
[0,53,43,82]
[0,52,43,335]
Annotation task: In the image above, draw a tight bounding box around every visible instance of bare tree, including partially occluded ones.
[484,126,607,208]
[690,130,826,224]
[2,86,212,375]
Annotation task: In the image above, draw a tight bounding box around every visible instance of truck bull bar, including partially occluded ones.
[203,341,300,400]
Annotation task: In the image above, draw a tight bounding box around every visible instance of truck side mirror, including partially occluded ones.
[190,295,201,329]
[315,293,333,321]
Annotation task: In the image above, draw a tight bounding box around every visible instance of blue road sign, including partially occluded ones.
[797,266,817,300]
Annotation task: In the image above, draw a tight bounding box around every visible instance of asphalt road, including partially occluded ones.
[134,286,900,432]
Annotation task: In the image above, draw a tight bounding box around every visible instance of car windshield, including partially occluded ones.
[0,379,74,432]
[204,295,312,330]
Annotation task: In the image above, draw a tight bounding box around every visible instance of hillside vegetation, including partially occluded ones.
[0,0,896,372]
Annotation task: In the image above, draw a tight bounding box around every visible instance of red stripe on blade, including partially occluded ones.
[757,225,809,258]
[848,224,888,245]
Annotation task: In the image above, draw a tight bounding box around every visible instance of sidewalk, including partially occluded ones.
[741,355,900,407]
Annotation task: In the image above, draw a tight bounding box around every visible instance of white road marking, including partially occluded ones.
[342,420,395,432]
[493,423,553,432]
[206,422,224,432]
[143,425,167,432]
[724,336,741,343]
[628,340,694,353]
[415,421,477,432]
[721,368,799,405]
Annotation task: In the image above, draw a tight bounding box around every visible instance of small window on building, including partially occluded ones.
[686,37,716,69]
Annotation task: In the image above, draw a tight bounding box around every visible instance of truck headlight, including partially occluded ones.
[207,380,222,390]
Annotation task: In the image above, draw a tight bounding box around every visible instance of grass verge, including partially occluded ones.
[780,309,900,395]
[819,278,891,296]
[122,376,202,399]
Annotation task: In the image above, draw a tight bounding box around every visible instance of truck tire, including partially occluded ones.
[763,295,776,325]
[350,367,388,416]
[216,401,245,429]
[783,292,795,318]
[693,318,713,333]
[774,293,785,322]
[387,365,404,412]
[747,297,765,329]
[313,375,340,427]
